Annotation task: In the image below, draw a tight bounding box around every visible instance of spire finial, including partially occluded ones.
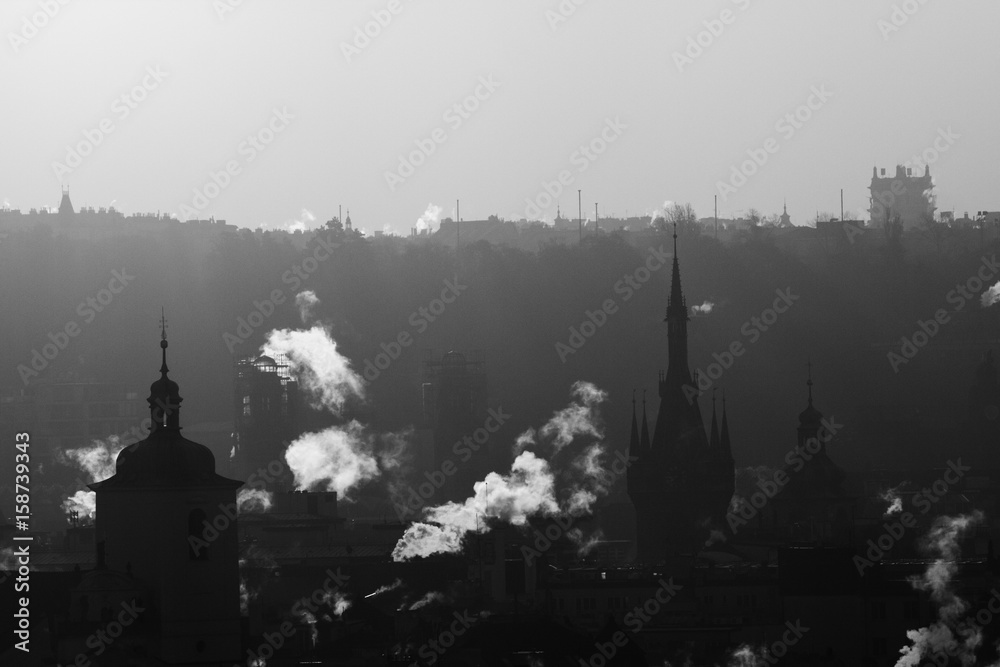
[159,308,169,374]
[632,389,636,408]
[673,222,678,255]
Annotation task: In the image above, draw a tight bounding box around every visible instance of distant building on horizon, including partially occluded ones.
[869,164,936,230]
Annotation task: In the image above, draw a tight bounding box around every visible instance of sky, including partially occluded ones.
[1,0,998,234]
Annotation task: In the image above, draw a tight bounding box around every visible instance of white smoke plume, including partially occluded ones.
[392,382,612,561]
[981,281,1000,308]
[895,512,985,667]
[408,591,446,610]
[650,200,674,224]
[728,645,768,666]
[268,207,316,233]
[567,527,603,557]
[285,421,380,500]
[296,290,320,323]
[880,485,904,517]
[294,608,319,646]
[59,435,129,521]
[237,487,273,513]
[691,301,715,316]
[365,578,403,599]
[264,325,365,415]
[329,591,351,617]
[415,203,443,232]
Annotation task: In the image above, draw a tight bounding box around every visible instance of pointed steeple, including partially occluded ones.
[640,390,650,451]
[148,309,182,431]
[709,389,720,450]
[664,223,691,386]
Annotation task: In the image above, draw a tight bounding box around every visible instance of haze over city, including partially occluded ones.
[4,2,1000,666]
[2,0,999,232]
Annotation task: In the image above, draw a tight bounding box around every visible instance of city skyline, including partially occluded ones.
[2,1,998,234]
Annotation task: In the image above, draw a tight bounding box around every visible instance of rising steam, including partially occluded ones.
[415,203,443,233]
[981,281,1000,309]
[392,382,613,561]
[59,435,129,521]
[894,512,985,667]
[264,325,365,415]
[296,290,320,323]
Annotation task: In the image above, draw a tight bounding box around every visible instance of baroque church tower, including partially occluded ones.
[627,227,735,562]
[90,320,244,664]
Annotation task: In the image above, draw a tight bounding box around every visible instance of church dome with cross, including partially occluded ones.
[91,314,231,488]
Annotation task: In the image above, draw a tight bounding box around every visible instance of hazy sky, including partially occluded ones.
[2,0,997,234]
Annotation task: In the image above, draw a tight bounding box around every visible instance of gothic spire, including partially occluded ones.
[664,223,690,385]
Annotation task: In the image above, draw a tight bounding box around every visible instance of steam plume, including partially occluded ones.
[392,382,612,561]
[296,290,320,323]
[264,325,364,415]
[981,281,1000,308]
[59,436,128,521]
[894,512,984,667]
